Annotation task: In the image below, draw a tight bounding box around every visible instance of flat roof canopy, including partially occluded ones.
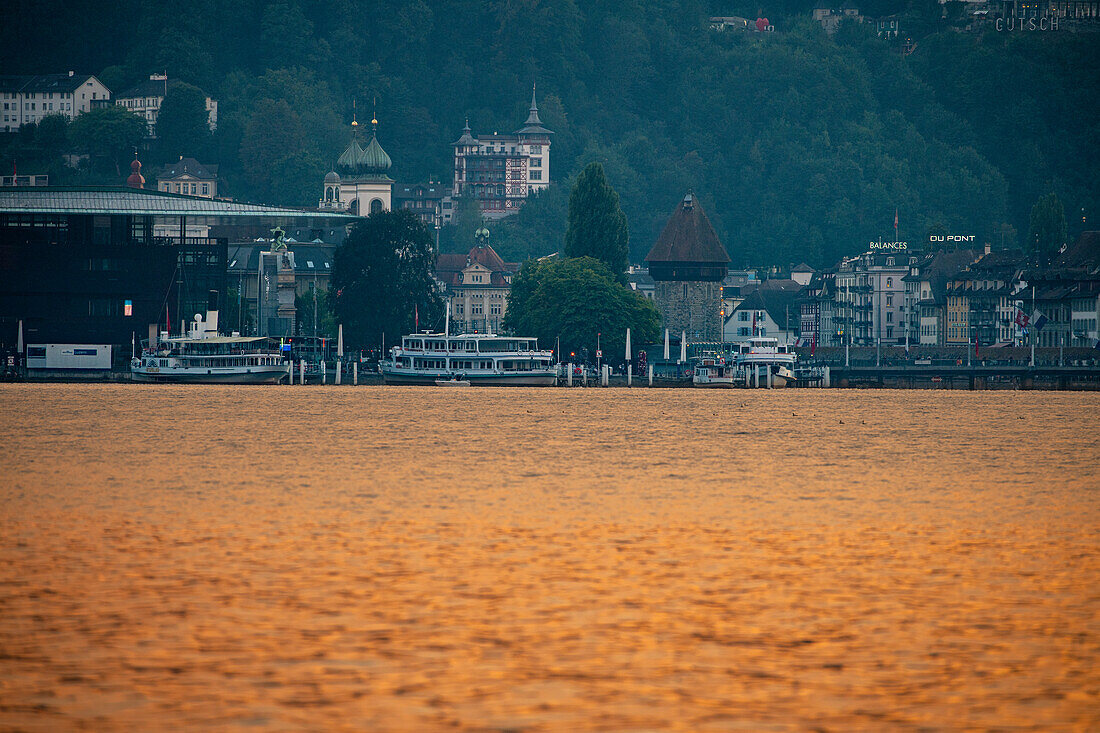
[0,187,360,226]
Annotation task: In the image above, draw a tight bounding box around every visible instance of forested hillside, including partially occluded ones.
[3,0,1097,268]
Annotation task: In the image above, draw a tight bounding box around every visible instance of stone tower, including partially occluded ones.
[645,192,731,341]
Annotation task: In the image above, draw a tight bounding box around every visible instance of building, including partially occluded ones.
[156,157,219,198]
[319,117,393,215]
[834,249,915,345]
[0,72,110,132]
[626,265,656,302]
[813,2,862,33]
[0,184,354,360]
[434,227,518,334]
[114,74,218,135]
[226,240,337,337]
[452,87,551,219]
[726,279,802,344]
[646,192,731,341]
[393,181,454,230]
[903,248,982,346]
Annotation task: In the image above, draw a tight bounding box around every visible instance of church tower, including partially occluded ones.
[322,113,393,214]
[645,192,731,341]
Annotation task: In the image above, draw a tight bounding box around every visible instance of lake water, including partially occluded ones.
[0,385,1097,730]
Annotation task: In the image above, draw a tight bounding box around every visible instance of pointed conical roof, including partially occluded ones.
[453,117,476,146]
[515,84,553,135]
[646,192,731,264]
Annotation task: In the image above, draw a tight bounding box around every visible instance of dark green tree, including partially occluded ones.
[502,256,659,363]
[295,287,337,338]
[67,105,147,178]
[1027,193,1067,265]
[563,162,629,278]
[155,82,211,162]
[332,210,444,350]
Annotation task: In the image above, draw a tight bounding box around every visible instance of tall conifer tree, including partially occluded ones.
[564,162,629,277]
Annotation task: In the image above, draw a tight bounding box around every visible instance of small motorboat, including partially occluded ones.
[434,375,471,387]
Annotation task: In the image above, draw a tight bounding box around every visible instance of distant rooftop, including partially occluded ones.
[0,187,358,223]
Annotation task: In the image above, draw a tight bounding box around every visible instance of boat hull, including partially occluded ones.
[131,367,288,384]
[383,370,557,386]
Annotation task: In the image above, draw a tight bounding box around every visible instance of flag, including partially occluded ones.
[1031,310,1048,331]
[975,338,979,357]
[1014,310,1029,328]
[893,208,898,230]
[752,310,757,337]
[810,333,817,357]
[415,303,419,331]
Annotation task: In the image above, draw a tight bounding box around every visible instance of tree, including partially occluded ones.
[295,287,337,338]
[331,210,444,350]
[564,162,629,278]
[1027,192,1067,265]
[67,105,147,178]
[155,82,211,162]
[502,256,659,363]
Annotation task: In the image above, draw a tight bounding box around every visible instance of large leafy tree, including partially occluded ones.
[564,162,629,278]
[331,210,444,351]
[1027,192,1067,265]
[503,256,659,363]
[155,82,211,163]
[67,105,147,178]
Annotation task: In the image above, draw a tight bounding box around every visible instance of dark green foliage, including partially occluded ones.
[1027,193,1067,265]
[67,105,147,178]
[295,287,337,338]
[564,163,629,277]
[155,82,212,163]
[502,257,660,363]
[0,2,1095,267]
[331,210,444,349]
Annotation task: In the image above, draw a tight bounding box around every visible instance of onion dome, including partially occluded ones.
[324,170,341,184]
[126,155,145,188]
[336,119,392,177]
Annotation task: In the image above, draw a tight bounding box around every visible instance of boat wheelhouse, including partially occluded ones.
[381,332,556,386]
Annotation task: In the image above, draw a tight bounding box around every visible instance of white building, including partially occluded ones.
[452,86,551,220]
[156,157,218,198]
[114,74,218,136]
[319,117,393,215]
[434,229,518,334]
[0,72,110,132]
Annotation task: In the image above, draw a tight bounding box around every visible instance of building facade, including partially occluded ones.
[1,72,110,132]
[156,158,218,198]
[452,87,551,220]
[434,228,518,334]
[114,74,218,135]
[646,193,731,341]
[393,181,453,230]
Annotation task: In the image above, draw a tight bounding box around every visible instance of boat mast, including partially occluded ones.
[445,301,450,338]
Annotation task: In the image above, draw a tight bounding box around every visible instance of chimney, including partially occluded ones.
[984,242,991,256]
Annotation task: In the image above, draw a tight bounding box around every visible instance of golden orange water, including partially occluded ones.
[0,384,1097,731]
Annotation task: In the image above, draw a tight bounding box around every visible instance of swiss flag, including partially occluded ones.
[1014,310,1029,328]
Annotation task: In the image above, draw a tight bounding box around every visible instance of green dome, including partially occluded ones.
[336,123,392,178]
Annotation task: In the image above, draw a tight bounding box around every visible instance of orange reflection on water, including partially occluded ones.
[0,385,1097,730]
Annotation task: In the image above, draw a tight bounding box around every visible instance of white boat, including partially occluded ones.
[692,354,735,388]
[734,337,797,387]
[434,377,471,387]
[131,297,288,384]
[382,332,557,386]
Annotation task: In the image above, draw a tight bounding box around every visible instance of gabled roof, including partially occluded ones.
[117,76,172,99]
[158,158,218,181]
[791,263,815,273]
[1055,231,1100,270]
[435,243,518,287]
[0,73,106,95]
[646,192,731,265]
[734,287,802,330]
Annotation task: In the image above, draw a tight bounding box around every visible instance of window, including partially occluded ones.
[530,170,542,181]
[739,311,749,322]
[369,198,383,213]
[886,327,893,338]
[472,304,482,315]
[886,295,893,306]
[201,183,209,195]
[886,277,893,287]
[886,312,893,323]
[530,157,541,167]
[739,327,750,336]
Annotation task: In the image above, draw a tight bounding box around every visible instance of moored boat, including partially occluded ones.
[131,293,288,384]
[734,337,797,387]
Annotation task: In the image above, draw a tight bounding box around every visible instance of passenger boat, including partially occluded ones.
[692,353,735,388]
[131,298,288,384]
[382,332,557,386]
[734,337,797,387]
